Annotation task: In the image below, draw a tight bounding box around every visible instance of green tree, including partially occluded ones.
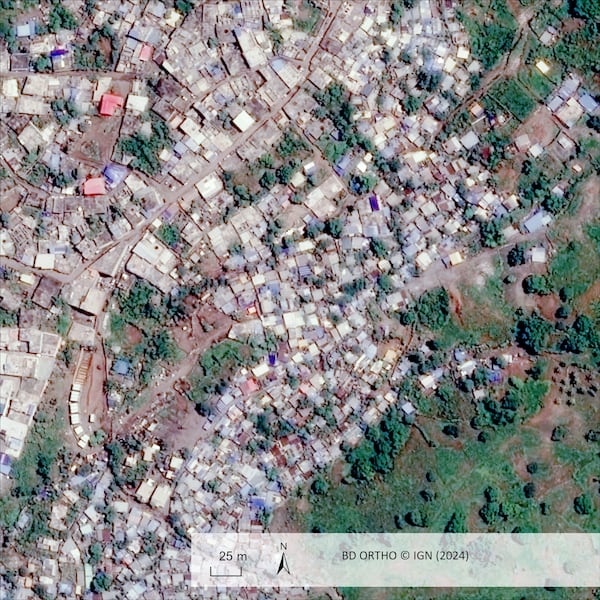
[370,238,387,258]
[259,170,276,190]
[311,476,329,496]
[276,164,295,184]
[88,542,103,565]
[402,94,422,115]
[573,494,593,515]
[157,223,180,248]
[523,482,536,499]
[325,218,343,238]
[390,0,403,25]
[479,501,500,525]
[445,509,466,533]
[33,54,52,72]
[480,218,504,248]
[48,3,78,32]
[415,288,450,330]
[569,0,600,19]
[514,312,552,355]
[507,243,526,267]
[90,571,112,592]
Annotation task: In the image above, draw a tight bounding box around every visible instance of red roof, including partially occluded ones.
[139,44,153,61]
[99,93,124,116]
[239,378,259,396]
[83,177,106,196]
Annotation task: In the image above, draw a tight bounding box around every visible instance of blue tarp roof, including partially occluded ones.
[112,359,130,376]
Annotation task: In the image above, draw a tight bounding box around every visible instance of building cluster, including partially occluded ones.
[1,0,599,597]
[0,327,61,474]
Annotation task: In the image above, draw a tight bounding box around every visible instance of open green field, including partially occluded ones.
[338,587,594,600]
[547,222,600,300]
[487,79,537,122]
[294,396,598,536]
[436,258,515,348]
[517,66,556,100]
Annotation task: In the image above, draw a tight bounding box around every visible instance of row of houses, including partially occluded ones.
[0,327,61,473]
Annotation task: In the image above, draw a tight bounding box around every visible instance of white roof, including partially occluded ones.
[233,110,255,132]
[34,254,55,270]
[195,172,224,200]
[126,94,150,112]
[460,131,479,150]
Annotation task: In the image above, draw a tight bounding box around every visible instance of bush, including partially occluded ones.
[573,494,593,515]
[442,424,459,438]
[507,244,526,266]
[526,462,539,474]
[551,425,567,442]
[405,509,428,528]
[523,482,536,499]
[522,274,551,295]
[444,510,466,533]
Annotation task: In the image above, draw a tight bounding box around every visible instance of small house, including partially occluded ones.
[82,177,106,196]
[99,93,124,117]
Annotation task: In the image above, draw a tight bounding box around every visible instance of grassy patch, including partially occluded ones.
[547,227,600,299]
[437,259,515,348]
[487,78,537,121]
[187,337,274,414]
[463,273,514,343]
[293,0,322,34]
[299,422,546,535]
[517,66,555,100]
[295,389,597,538]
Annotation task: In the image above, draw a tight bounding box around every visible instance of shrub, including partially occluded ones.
[573,494,593,515]
[522,274,551,295]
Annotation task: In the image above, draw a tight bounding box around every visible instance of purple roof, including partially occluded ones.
[369,195,380,211]
[103,163,128,187]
